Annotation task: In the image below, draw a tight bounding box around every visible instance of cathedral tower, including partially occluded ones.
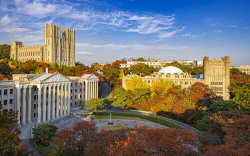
[45,24,61,64]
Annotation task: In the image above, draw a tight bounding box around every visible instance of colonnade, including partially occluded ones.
[16,82,71,125]
[84,81,98,105]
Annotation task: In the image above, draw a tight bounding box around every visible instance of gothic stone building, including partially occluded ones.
[0,72,99,126]
[10,24,75,66]
[122,56,230,100]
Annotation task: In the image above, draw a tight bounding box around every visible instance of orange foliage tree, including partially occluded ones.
[51,121,198,156]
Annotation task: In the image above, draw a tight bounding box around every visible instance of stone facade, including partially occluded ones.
[233,65,250,75]
[122,56,230,100]
[0,72,99,126]
[10,24,75,66]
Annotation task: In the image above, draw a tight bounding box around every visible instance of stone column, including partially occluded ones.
[22,85,27,125]
[95,81,98,98]
[68,82,71,114]
[60,83,64,116]
[82,81,84,102]
[88,82,91,100]
[37,85,42,124]
[43,85,47,122]
[91,82,94,99]
[28,86,32,123]
[48,84,52,121]
[85,81,88,105]
[56,84,60,118]
[52,84,56,119]
[16,86,21,126]
[64,84,67,115]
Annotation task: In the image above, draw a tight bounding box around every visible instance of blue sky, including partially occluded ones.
[0,0,249,66]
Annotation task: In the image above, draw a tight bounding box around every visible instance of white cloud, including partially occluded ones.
[214,30,222,33]
[5,28,30,33]
[14,0,57,18]
[158,26,185,39]
[77,51,94,55]
[182,32,191,37]
[76,43,189,51]
[1,0,182,39]
[1,15,12,25]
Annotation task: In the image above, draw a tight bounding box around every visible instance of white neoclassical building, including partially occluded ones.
[0,70,99,126]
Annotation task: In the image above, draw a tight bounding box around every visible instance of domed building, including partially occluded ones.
[122,56,230,100]
[158,66,185,75]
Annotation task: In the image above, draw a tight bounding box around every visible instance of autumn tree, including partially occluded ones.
[135,57,146,61]
[0,104,32,156]
[187,82,215,104]
[107,127,198,155]
[150,78,173,97]
[51,121,98,156]
[201,110,250,156]
[125,75,149,91]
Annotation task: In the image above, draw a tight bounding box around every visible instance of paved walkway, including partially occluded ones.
[104,106,200,133]
[101,83,111,98]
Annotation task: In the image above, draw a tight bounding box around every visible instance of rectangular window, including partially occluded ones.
[10,89,13,94]
[0,100,1,104]
[71,90,72,93]
[34,95,36,100]
[34,113,36,117]
[4,100,7,105]
[75,95,77,99]
[71,96,72,99]
[75,89,77,92]
[70,103,72,106]
[4,89,7,95]
[9,99,13,104]
[75,83,77,86]
[34,104,36,109]
[0,90,1,95]
[80,89,82,92]
[80,95,82,98]
[71,83,72,86]
[75,102,77,105]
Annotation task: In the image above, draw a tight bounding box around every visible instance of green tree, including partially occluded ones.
[130,63,154,76]
[230,68,243,75]
[85,98,105,111]
[233,86,250,114]
[0,44,10,59]
[32,124,58,147]
[112,87,132,108]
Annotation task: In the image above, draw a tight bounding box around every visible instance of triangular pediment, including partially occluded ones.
[87,74,98,80]
[43,72,70,82]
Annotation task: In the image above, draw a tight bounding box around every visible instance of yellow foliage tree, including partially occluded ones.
[150,78,173,97]
[125,75,149,91]
[35,67,44,74]
[8,61,16,69]
[119,69,123,80]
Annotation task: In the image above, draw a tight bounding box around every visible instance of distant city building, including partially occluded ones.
[120,59,203,69]
[234,65,250,75]
[10,24,75,66]
[123,56,230,100]
[0,70,99,126]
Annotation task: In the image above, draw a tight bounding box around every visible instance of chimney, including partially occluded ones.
[46,67,48,73]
